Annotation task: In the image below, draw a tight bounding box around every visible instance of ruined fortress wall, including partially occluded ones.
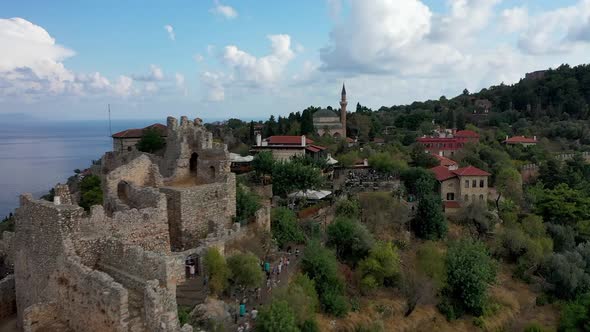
[0,275,16,319]
[144,280,181,332]
[53,256,129,332]
[14,195,84,324]
[0,231,14,266]
[104,154,164,212]
[98,240,178,291]
[161,174,236,251]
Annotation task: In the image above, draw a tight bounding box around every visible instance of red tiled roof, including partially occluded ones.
[455,130,479,138]
[433,154,458,167]
[431,165,456,181]
[266,136,314,145]
[431,165,490,181]
[504,136,537,144]
[452,165,490,177]
[372,137,385,143]
[112,123,167,138]
[346,137,355,143]
[305,144,327,153]
[444,201,461,209]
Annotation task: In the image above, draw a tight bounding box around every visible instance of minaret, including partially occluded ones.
[340,83,347,137]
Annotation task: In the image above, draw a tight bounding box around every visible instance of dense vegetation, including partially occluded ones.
[136,127,165,153]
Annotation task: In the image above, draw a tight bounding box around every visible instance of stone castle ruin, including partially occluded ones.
[0,116,254,332]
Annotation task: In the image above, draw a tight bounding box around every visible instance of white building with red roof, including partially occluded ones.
[251,134,327,161]
[430,164,491,214]
[503,135,538,147]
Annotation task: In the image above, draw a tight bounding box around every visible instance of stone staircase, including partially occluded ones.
[176,276,208,307]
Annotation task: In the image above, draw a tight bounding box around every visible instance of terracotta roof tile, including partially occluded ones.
[455,130,479,138]
[112,123,167,138]
[444,201,461,209]
[504,136,537,144]
[433,154,458,167]
[452,165,490,177]
[430,165,456,181]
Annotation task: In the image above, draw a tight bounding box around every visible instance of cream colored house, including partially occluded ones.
[431,165,491,214]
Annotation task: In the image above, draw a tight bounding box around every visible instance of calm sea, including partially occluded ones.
[0,119,160,218]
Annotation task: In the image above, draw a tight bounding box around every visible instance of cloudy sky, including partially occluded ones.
[1,0,590,120]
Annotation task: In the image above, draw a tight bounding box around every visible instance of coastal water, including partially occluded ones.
[0,119,159,218]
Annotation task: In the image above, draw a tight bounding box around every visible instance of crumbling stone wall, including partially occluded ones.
[53,255,129,332]
[14,194,84,325]
[0,231,14,267]
[104,154,164,213]
[161,174,236,251]
[0,275,16,319]
[160,116,231,184]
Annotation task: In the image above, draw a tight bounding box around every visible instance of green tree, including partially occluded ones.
[534,184,590,225]
[412,194,447,240]
[252,151,275,182]
[368,152,408,173]
[227,252,264,290]
[272,161,323,196]
[559,293,590,332]
[273,274,319,326]
[443,239,496,316]
[79,175,103,211]
[136,127,165,153]
[301,241,348,317]
[256,300,299,332]
[400,167,437,199]
[335,198,361,218]
[495,167,523,209]
[410,144,439,168]
[236,184,261,222]
[271,207,305,248]
[203,247,230,296]
[327,217,374,266]
[357,241,400,293]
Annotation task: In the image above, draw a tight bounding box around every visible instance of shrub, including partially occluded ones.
[335,198,361,218]
[235,184,261,223]
[227,252,264,290]
[327,217,374,265]
[79,175,103,211]
[256,300,299,332]
[416,241,446,289]
[523,322,545,332]
[301,241,348,317]
[357,241,400,293]
[559,293,590,332]
[252,151,275,180]
[203,247,230,296]
[273,274,319,324]
[443,238,496,316]
[271,207,305,249]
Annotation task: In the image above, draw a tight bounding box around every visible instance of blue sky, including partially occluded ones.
[1,0,590,121]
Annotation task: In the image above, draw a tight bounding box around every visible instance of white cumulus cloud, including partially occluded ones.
[211,0,238,19]
[164,24,175,41]
[200,71,226,101]
[221,34,295,85]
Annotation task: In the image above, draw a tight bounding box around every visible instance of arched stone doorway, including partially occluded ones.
[189,153,199,175]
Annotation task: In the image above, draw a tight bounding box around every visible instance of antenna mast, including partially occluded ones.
[108,104,112,137]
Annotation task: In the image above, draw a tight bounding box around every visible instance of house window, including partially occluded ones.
[472,179,477,187]
[447,193,455,200]
[479,180,485,188]
[479,194,484,201]
[465,180,469,188]
[464,195,469,201]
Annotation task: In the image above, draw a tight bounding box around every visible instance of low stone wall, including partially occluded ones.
[22,302,61,332]
[53,256,129,332]
[0,275,16,319]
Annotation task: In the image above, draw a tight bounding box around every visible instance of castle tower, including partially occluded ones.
[340,83,347,137]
